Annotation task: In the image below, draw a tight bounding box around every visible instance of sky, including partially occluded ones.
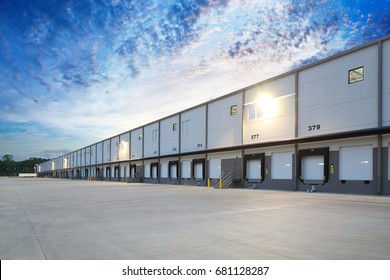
[1,0,390,161]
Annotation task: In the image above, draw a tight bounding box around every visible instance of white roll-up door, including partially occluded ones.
[144,163,150,178]
[181,160,191,178]
[340,145,373,180]
[160,162,168,178]
[130,166,135,178]
[302,155,324,180]
[271,152,293,179]
[170,164,178,179]
[194,162,203,179]
[151,164,158,179]
[209,158,221,179]
[246,159,261,180]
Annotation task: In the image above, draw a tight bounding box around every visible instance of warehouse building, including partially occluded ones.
[38,35,390,195]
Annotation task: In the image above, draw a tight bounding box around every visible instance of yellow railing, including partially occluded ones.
[207,178,222,189]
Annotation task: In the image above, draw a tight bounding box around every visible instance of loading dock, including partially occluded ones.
[37,36,390,195]
[298,148,329,186]
[244,153,265,185]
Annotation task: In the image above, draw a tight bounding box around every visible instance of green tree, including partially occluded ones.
[0,154,17,176]
[0,155,48,176]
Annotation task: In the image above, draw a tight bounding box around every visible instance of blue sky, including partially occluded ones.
[1,0,390,160]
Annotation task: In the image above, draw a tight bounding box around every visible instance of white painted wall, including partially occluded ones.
[243,74,295,144]
[90,144,96,165]
[130,127,143,160]
[96,142,103,164]
[208,93,243,149]
[110,136,120,162]
[298,45,378,137]
[144,122,159,158]
[76,150,82,167]
[160,115,180,156]
[119,132,130,161]
[382,39,390,126]
[180,106,206,153]
[103,139,111,163]
[85,147,91,166]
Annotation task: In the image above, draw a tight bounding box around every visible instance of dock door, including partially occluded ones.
[192,158,205,181]
[298,148,329,185]
[244,153,265,183]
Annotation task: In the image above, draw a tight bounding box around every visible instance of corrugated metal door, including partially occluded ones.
[194,162,203,180]
[209,158,221,179]
[340,145,373,180]
[144,163,150,178]
[246,159,261,181]
[161,162,168,178]
[181,160,191,179]
[302,155,324,181]
[151,164,158,179]
[271,152,292,179]
[170,164,178,179]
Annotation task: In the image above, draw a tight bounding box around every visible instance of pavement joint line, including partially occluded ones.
[12,185,48,260]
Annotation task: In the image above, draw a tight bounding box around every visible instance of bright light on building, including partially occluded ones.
[257,94,278,120]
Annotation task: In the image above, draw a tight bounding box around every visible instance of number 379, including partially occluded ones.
[308,124,321,131]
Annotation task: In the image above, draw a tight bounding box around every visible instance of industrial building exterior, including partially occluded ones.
[38,35,390,195]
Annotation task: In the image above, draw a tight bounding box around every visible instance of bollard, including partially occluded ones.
[207,178,210,188]
[219,178,222,190]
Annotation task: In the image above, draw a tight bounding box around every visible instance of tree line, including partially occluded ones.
[0,154,48,176]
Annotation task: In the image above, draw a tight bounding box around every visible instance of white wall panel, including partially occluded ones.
[63,155,69,169]
[383,39,390,126]
[69,152,74,168]
[103,139,111,163]
[130,128,143,160]
[298,45,378,137]
[96,142,103,164]
[85,147,90,166]
[340,145,373,180]
[160,115,180,156]
[110,136,120,162]
[119,132,130,161]
[180,106,206,153]
[208,93,242,149]
[388,143,390,181]
[243,74,295,144]
[81,148,86,167]
[144,122,159,158]
[90,144,96,165]
[76,150,81,167]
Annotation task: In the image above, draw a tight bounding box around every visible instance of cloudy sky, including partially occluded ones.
[1,0,390,160]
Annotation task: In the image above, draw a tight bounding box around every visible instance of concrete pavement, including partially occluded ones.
[1,177,390,260]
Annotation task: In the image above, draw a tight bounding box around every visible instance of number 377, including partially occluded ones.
[308,124,321,131]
